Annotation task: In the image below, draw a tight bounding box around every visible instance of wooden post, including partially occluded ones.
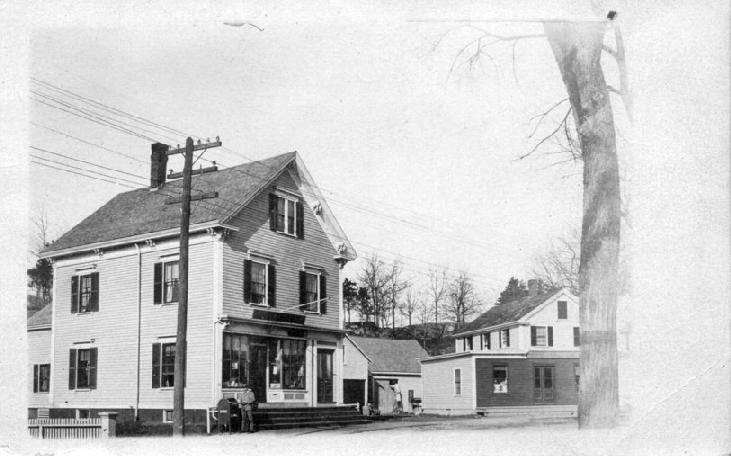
[98,412,118,438]
[173,137,194,436]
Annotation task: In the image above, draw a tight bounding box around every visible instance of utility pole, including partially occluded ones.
[169,136,222,436]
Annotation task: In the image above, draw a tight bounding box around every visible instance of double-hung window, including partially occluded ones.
[454,368,462,395]
[68,347,97,390]
[573,327,581,346]
[484,332,491,350]
[152,341,176,388]
[269,193,304,238]
[244,259,276,307]
[33,364,50,393]
[531,326,554,347]
[71,272,99,313]
[500,328,510,348]
[493,365,508,393]
[154,260,179,304]
[300,270,327,313]
[464,337,473,351]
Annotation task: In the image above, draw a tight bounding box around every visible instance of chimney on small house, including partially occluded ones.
[527,279,539,297]
[150,143,169,188]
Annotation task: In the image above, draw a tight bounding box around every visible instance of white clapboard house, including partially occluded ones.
[34,147,356,428]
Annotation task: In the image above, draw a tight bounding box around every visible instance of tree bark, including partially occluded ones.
[544,22,621,428]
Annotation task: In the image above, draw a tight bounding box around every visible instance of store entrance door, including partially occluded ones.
[317,350,334,403]
[250,344,268,403]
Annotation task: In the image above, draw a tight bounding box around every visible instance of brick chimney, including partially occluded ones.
[527,279,538,297]
[150,143,169,188]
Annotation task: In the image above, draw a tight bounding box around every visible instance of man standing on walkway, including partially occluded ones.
[236,384,257,433]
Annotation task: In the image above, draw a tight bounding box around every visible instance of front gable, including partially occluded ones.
[520,289,579,325]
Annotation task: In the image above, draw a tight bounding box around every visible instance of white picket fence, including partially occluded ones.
[28,418,102,439]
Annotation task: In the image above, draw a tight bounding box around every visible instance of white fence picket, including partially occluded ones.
[28,418,104,439]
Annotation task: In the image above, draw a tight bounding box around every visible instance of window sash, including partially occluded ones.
[76,349,91,389]
[500,329,510,347]
[493,366,508,393]
[286,200,296,235]
[79,276,93,312]
[250,262,268,304]
[159,343,176,387]
[535,327,547,346]
[454,368,462,395]
[304,272,319,312]
[163,262,179,304]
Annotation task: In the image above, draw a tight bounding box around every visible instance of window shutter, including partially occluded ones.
[268,194,278,231]
[89,347,98,389]
[548,326,554,347]
[320,274,327,314]
[71,276,79,313]
[154,263,162,304]
[268,264,276,308]
[506,330,510,347]
[243,260,252,303]
[69,349,76,390]
[480,334,483,350]
[299,271,307,309]
[531,326,537,346]
[34,365,39,393]
[296,201,305,239]
[90,272,99,312]
[152,343,161,388]
[486,332,491,350]
[574,327,580,346]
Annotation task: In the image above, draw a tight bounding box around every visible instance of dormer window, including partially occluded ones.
[269,193,304,239]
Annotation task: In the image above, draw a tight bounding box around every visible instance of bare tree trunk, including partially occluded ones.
[545,22,620,429]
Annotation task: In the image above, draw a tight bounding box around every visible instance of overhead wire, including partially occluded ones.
[30,79,510,284]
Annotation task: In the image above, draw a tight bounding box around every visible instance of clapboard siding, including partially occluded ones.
[138,242,214,409]
[51,238,215,410]
[420,356,474,414]
[223,169,340,329]
[28,329,52,408]
[475,358,578,407]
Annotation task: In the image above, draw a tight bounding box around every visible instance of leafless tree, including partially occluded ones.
[386,262,408,330]
[400,286,421,327]
[427,269,448,325]
[438,11,629,428]
[531,231,581,294]
[444,271,482,330]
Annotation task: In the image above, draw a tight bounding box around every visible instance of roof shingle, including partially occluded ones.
[350,336,428,374]
[462,288,564,333]
[41,152,296,254]
[27,304,52,327]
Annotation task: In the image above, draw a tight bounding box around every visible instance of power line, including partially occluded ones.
[30,79,513,276]
[31,121,148,165]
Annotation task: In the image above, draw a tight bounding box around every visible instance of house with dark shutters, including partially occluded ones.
[420,282,580,415]
[35,148,356,426]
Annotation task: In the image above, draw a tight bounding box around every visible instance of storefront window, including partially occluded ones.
[282,339,306,389]
[268,339,280,387]
[222,333,248,387]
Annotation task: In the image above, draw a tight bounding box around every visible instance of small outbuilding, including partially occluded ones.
[343,335,428,414]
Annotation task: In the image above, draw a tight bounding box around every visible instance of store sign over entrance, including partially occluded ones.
[252,309,306,325]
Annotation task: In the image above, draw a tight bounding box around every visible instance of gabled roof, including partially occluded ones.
[457,288,567,336]
[349,336,428,374]
[27,304,52,328]
[39,152,355,260]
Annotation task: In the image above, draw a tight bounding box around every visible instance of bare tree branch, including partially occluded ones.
[528,98,569,138]
[519,107,572,160]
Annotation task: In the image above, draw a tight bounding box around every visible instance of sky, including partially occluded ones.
[26,8,590,307]
[1,0,729,452]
